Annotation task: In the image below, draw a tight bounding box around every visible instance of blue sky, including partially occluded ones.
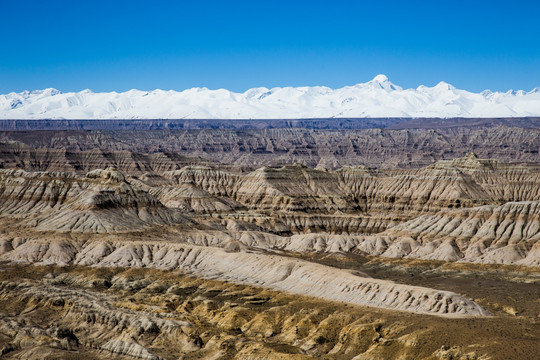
[1,0,539,93]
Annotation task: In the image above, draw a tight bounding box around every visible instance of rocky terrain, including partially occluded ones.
[0,125,539,359]
[3,124,540,170]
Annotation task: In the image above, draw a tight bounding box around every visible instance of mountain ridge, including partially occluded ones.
[2,75,540,119]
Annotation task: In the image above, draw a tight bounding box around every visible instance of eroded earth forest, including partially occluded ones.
[0,118,539,359]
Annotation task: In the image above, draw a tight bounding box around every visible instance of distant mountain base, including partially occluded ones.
[1,117,540,131]
[0,118,402,131]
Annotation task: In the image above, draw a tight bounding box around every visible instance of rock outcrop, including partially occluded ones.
[0,168,191,233]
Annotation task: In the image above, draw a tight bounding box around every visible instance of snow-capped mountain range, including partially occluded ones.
[1,75,540,119]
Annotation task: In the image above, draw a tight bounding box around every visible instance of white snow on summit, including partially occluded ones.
[1,75,539,119]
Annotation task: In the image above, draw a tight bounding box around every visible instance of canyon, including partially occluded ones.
[0,121,538,359]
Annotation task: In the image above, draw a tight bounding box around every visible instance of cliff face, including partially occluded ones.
[3,126,540,170]
[141,154,540,217]
[379,201,540,266]
[1,154,540,265]
[0,168,190,233]
[0,142,217,174]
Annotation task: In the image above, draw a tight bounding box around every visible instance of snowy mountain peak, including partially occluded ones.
[372,74,389,82]
[40,88,62,96]
[1,77,539,119]
[364,74,401,91]
[434,81,456,91]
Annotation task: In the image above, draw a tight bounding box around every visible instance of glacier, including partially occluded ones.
[1,75,539,119]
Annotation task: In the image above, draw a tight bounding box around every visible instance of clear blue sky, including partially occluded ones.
[1,0,539,93]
